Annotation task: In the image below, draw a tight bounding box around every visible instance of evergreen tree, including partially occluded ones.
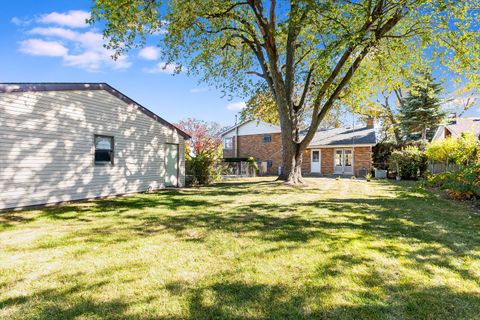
[399,74,445,141]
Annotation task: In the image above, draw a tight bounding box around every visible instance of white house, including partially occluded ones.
[0,83,189,210]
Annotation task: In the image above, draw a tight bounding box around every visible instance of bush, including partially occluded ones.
[425,133,479,167]
[424,164,480,200]
[246,156,259,176]
[186,149,222,186]
[388,145,427,180]
[373,141,427,170]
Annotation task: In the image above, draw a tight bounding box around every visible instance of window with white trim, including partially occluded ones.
[94,135,114,165]
[224,137,233,149]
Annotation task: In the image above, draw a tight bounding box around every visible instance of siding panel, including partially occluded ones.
[0,90,185,210]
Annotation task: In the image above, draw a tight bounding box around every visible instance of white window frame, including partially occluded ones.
[310,149,321,173]
[224,137,233,150]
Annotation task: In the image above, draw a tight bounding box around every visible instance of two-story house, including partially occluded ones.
[221,119,376,177]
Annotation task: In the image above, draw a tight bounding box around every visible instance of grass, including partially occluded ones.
[0,177,479,320]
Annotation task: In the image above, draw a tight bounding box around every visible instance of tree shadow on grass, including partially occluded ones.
[162,280,480,320]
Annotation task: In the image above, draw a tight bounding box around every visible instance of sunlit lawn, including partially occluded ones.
[0,177,479,320]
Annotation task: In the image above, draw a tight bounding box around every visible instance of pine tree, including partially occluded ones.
[399,74,445,141]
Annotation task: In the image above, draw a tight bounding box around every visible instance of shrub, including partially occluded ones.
[246,156,259,176]
[425,133,479,167]
[388,146,427,180]
[186,148,222,186]
[424,164,480,200]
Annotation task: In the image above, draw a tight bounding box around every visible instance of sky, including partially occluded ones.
[1,1,478,128]
[0,0,246,127]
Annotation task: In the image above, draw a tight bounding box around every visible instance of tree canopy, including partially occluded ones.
[91,0,480,183]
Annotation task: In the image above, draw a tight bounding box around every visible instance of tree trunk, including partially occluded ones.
[277,135,305,184]
[421,127,427,141]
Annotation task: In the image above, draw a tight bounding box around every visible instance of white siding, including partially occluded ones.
[0,89,185,210]
[222,120,281,138]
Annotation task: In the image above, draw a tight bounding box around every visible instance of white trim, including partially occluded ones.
[220,119,281,137]
[431,126,445,141]
[308,144,374,149]
[310,149,321,173]
[334,148,354,175]
[219,120,250,136]
[223,137,233,150]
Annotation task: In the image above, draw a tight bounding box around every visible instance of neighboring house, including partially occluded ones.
[432,116,480,141]
[0,83,189,211]
[221,118,376,176]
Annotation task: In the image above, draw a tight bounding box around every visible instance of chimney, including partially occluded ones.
[366,116,374,128]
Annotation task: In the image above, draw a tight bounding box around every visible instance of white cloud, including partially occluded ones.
[19,39,68,57]
[190,87,209,93]
[29,27,78,40]
[38,10,90,28]
[17,11,134,72]
[64,52,131,72]
[144,62,182,74]
[138,46,160,60]
[11,17,30,26]
[21,27,131,72]
[226,101,246,111]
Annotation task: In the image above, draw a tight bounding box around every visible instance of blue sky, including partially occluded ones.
[0,0,246,127]
[1,1,478,128]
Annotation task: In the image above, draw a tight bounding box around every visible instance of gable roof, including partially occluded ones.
[306,125,376,147]
[220,119,281,136]
[446,118,480,136]
[0,82,190,139]
[432,117,480,141]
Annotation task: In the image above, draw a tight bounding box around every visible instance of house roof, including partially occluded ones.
[220,120,251,136]
[445,118,480,136]
[220,119,281,137]
[432,117,480,141]
[0,82,190,139]
[306,125,376,147]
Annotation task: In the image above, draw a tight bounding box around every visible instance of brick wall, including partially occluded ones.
[301,149,311,173]
[303,147,371,176]
[321,148,335,175]
[236,133,283,175]
[353,146,372,176]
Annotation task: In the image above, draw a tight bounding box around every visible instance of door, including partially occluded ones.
[334,149,353,175]
[311,149,321,173]
[165,143,179,187]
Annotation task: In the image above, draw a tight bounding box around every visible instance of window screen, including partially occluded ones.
[95,135,114,165]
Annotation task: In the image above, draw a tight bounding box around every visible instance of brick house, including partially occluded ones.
[221,119,376,177]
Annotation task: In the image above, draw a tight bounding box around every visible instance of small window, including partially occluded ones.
[224,137,233,149]
[263,135,272,143]
[267,160,273,168]
[94,135,114,165]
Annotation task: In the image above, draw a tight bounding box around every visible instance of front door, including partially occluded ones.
[311,149,321,173]
[334,148,353,175]
[165,143,179,187]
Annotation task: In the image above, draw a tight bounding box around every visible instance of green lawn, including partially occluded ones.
[0,178,479,320]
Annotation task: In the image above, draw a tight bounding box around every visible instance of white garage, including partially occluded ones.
[0,83,189,210]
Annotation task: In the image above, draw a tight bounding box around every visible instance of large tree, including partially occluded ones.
[90,0,480,183]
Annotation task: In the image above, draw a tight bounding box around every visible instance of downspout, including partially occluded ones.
[235,126,239,158]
